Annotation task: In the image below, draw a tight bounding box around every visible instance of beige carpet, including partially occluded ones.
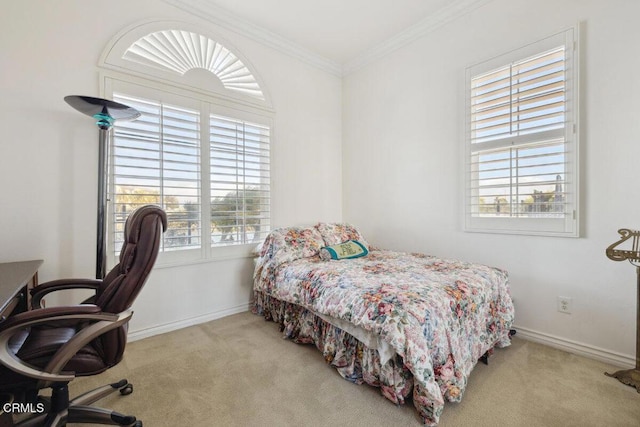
[71,312,640,426]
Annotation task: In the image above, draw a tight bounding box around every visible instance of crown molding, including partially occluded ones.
[343,0,494,75]
[163,0,493,78]
[162,0,343,76]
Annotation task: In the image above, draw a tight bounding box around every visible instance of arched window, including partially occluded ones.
[123,29,264,100]
[100,21,272,263]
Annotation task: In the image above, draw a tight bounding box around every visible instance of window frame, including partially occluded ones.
[102,73,273,267]
[463,27,580,237]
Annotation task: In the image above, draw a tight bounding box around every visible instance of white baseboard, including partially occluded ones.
[513,324,635,369]
[127,302,252,342]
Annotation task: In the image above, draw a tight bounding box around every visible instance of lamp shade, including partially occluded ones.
[64,95,141,129]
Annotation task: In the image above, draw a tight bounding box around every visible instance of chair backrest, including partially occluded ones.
[90,205,166,365]
[96,205,167,314]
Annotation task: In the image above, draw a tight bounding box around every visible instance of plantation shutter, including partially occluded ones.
[465,28,578,236]
[209,114,270,246]
[112,93,201,252]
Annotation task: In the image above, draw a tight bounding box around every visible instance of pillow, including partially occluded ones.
[315,222,369,248]
[261,226,325,266]
[320,240,369,261]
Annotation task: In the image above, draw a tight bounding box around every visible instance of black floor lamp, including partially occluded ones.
[64,95,140,279]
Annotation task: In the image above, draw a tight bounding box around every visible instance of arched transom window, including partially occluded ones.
[123,30,264,100]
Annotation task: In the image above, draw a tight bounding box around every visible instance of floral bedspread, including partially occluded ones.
[253,249,514,425]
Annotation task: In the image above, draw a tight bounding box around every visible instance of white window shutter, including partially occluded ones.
[111,93,202,252]
[210,114,271,246]
[465,28,579,237]
[110,89,271,259]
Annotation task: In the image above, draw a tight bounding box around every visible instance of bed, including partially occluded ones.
[252,223,515,425]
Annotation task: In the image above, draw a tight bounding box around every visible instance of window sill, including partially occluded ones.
[110,244,260,271]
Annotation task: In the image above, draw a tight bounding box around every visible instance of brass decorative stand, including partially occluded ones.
[605,229,640,393]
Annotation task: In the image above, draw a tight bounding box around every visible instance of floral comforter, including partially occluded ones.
[253,249,514,425]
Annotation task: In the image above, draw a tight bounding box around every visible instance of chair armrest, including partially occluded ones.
[0,305,106,330]
[0,306,129,383]
[30,279,102,309]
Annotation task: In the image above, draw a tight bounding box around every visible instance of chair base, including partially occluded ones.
[11,380,140,427]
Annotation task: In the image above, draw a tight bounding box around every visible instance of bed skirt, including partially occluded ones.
[252,291,415,411]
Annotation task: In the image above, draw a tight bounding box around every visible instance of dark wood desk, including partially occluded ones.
[0,260,43,321]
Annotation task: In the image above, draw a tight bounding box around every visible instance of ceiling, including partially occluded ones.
[199,0,453,64]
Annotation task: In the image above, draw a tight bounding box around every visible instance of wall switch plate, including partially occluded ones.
[557,296,573,314]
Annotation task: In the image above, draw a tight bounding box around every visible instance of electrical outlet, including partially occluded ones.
[557,296,573,314]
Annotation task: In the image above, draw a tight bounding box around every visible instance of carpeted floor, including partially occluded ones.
[71,311,640,426]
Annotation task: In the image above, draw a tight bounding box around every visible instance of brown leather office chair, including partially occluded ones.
[0,205,167,427]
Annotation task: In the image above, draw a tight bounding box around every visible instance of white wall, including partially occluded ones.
[0,0,342,336]
[343,0,640,363]
[2,0,637,365]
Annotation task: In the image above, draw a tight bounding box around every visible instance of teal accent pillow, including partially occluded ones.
[320,240,369,261]
[315,222,370,249]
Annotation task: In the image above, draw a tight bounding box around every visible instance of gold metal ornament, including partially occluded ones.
[605,228,640,392]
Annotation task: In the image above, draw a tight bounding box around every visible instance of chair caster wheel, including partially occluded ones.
[134,421,143,427]
[120,384,133,395]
